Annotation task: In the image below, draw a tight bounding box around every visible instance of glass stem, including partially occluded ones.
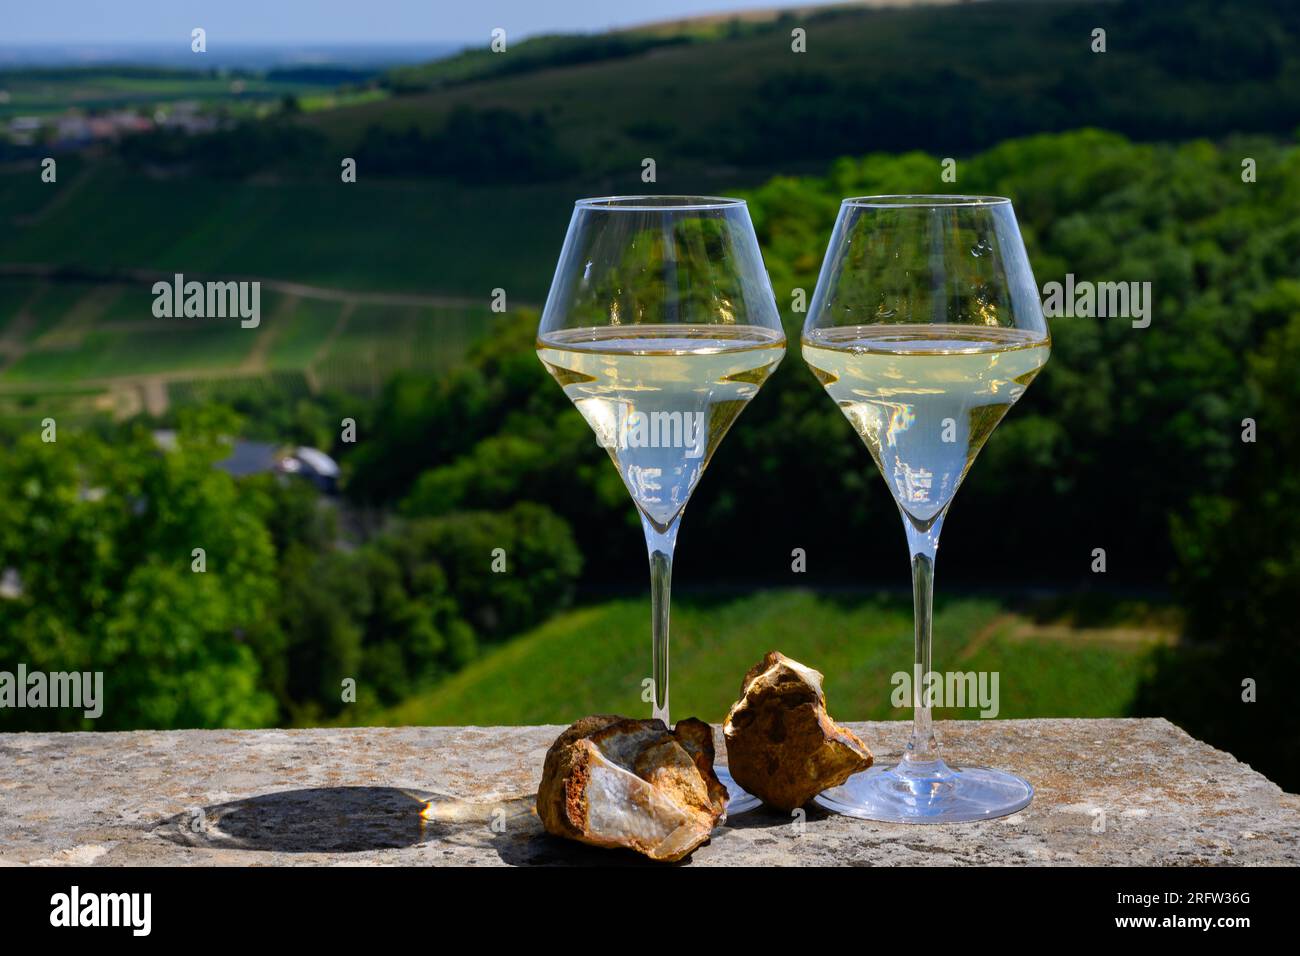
[643,515,681,727]
[903,510,945,764]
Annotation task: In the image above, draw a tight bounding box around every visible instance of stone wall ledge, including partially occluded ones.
[2,717,1297,866]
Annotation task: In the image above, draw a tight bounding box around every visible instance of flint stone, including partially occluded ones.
[536,714,726,862]
[724,651,873,810]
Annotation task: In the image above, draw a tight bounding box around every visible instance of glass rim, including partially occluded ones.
[574,195,747,212]
[841,194,1012,209]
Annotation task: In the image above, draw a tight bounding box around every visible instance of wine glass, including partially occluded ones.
[802,195,1050,822]
[537,196,786,814]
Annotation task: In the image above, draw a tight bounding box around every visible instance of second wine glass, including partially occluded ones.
[802,195,1050,823]
[536,196,786,814]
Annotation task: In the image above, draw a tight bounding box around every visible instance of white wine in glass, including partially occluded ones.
[803,196,1051,823]
[537,325,784,533]
[537,197,786,815]
[802,325,1049,525]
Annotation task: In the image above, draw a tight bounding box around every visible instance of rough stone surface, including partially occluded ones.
[0,719,1296,866]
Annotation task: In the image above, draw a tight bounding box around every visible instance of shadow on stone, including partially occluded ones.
[721,801,833,831]
[152,785,776,863]
[486,801,814,865]
[485,798,801,866]
[154,786,533,854]
[489,825,697,867]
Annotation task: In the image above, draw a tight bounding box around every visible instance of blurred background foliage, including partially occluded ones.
[0,0,1298,789]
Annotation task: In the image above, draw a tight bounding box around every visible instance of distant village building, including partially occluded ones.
[153,101,220,135]
[3,101,221,151]
[282,446,341,494]
[0,568,23,600]
[213,438,280,477]
[6,116,41,146]
[152,431,340,495]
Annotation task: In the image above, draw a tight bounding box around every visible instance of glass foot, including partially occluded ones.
[715,765,762,815]
[813,758,1032,824]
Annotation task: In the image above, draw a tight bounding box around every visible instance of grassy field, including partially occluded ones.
[4,325,258,382]
[314,303,492,392]
[375,589,1170,727]
[0,163,572,299]
[0,274,500,418]
[0,67,352,119]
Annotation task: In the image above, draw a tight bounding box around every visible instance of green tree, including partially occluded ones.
[0,410,278,729]
[398,502,583,640]
[1138,313,1300,788]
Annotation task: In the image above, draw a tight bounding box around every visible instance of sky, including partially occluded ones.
[3,0,833,45]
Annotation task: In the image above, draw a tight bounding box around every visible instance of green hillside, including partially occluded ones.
[2,0,1295,306]
[375,590,1168,727]
[0,164,569,298]
[310,0,1299,173]
[0,274,500,420]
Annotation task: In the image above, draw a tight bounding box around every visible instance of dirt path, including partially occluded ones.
[243,293,297,372]
[141,379,168,417]
[303,301,354,392]
[11,165,98,227]
[0,283,46,372]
